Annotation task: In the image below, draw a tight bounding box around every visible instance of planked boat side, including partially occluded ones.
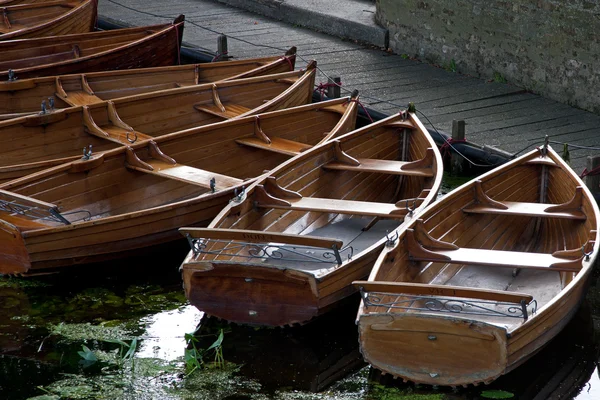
[0,95,358,274]
[0,0,97,41]
[0,65,317,183]
[0,15,183,80]
[355,145,599,386]
[180,110,443,326]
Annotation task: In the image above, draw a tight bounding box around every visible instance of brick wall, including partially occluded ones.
[376,0,600,113]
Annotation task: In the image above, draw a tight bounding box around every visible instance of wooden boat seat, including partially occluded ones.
[125,144,242,191]
[353,281,534,304]
[193,83,251,118]
[235,114,311,155]
[463,181,586,220]
[194,103,251,119]
[82,102,153,144]
[0,189,70,225]
[322,142,435,177]
[180,227,344,251]
[253,176,409,218]
[235,136,311,156]
[55,75,104,106]
[406,219,585,272]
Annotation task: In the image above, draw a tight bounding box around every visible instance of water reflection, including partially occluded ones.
[195,296,366,393]
[137,305,203,360]
[0,237,599,399]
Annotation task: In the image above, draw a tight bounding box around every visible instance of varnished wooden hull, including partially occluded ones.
[0,96,358,274]
[0,17,183,80]
[0,0,97,41]
[180,111,443,326]
[355,146,599,386]
[0,66,317,183]
[0,48,296,119]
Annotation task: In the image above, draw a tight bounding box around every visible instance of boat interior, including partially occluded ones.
[0,24,175,72]
[190,113,439,277]
[0,48,297,119]
[0,98,357,229]
[359,150,597,329]
[0,69,314,177]
[0,0,86,34]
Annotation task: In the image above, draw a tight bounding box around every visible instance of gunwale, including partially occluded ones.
[0,95,359,274]
[0,47,297,119]
[0,16,183,80]
[179,110,443,327]
[0,0,97,41]
[0,65,317,183]
[354,145,600,386]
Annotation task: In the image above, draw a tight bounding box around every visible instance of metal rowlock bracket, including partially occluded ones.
[82,144,93,160]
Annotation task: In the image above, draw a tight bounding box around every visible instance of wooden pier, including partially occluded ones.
[99,0,600,174]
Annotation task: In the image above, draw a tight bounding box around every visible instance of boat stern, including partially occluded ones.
[0,219,30,274]
[181,256,319,327]
[357,313,508,386]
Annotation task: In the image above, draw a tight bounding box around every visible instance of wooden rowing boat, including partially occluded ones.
[0,66,317,183]
[0,95,359,275]
[0,0,97,41]
[0,47,297,120]
[179,110,443,327]
[0,16,184,80]
[354,143,599,387]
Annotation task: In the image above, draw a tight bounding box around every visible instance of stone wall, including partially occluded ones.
[376,0,600,113]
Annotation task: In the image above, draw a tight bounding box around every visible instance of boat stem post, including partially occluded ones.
[585,155,600,200]
[450,119,466,175]
[327,77,341,98]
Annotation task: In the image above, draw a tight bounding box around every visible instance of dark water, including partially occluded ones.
[1,178,599,399]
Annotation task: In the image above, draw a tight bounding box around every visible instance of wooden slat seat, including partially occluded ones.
[463,181,586,220]
[235,136,311,156]
[59,90,103,106]
[353,281,533,304]
[102,126,153,144]
[0,189,69,225]
[180,227,343,250]
[323,144,434,177]
[254,185,408,218]
[132,159,243,191]
[463,201,586,220]
[194,103,251,119]
[323,157,434,177]
[405,220,584,272]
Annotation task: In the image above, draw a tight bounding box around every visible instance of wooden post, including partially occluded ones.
[327,77,341,98]
[217,35,228,61]
[450,119,466,175]
[585,155,600,201]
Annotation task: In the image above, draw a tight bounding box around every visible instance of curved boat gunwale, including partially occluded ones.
[0,96,358,238]
[356,144,599,385]
[1,19,182,77]
[0,0,96,40]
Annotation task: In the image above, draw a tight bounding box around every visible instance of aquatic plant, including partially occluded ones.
[480,390,514,399]
[184,328,225,374]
